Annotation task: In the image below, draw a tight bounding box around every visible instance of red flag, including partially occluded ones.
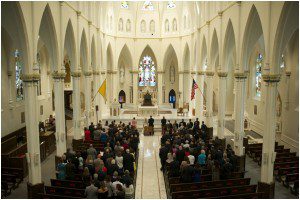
[191,79,198,100]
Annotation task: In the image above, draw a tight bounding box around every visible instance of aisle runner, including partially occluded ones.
[135,133,167,199]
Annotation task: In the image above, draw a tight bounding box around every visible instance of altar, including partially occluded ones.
[138,105,158,116]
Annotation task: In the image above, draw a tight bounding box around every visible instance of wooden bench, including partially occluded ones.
[274,161,299,170]
[210,192,264,199]
[171,184,257,199]
[282,173,299,187]
[50,179,85,189]
[45,186,85,198]
[56,173,82,182]
[1,174,18,189]
[1,167,24,181]
[1,181,13,197]
[276,167,299,178]
[39,193,81,199]
[168,174,213,184]
[170,178,251,193]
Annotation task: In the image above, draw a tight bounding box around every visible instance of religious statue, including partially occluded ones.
[126,19,131,32]
[165,20,169,32]
[119,19,123,31]
[173,19,177,31]
[150,20,155,33]
[141,20,146,33]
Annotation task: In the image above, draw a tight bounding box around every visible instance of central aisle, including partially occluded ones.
[135,132,167,199]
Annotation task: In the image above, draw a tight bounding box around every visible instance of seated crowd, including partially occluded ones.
[56,120,140,199]
[159,118,239,182]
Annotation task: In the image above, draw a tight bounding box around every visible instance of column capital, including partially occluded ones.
[21,73,40,82]
[84,71,93,76]
[285,71,291,76]
[191,71,196,75]
[71,71,82,77]
[100,70,106,74]
[217,71,228,77]
[206,21,210,26]
[234,72,247,79]
[107,70,117,74]
[197,71,205,75]
[93,70,100,75]
[205,71,215,76]
[88,21,92,26]
[218,11,223,17]
[7,70,13,76]
[129,70,139,74]
[178,71,184,74]
[262,74,281,83]
[52,71,66,79]
[157,70,165,74]
[76,11,81,17]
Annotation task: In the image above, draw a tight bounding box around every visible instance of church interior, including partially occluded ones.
[1,1,299,199]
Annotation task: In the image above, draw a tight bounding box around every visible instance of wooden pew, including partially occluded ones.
[170,178,251,193]
[171,184,257,199]
[282,173,299,187]
[1,181,13,197]
[44,186,85,198]
[1,174,18,189]
[275,156,299,163]
[274,161,299,170]
[40,193,81,199]
[50,179,85,189]
[1,167,24,181]
[56,173,82,182]
[210,192,264,199]
[276,167,299,178]
[168,174,213,184]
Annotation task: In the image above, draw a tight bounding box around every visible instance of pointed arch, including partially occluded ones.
[183,43,190,70]
[210,29,219,69]
[241,5,265,71]
[38,4,59,71]
[272,2,299,73]
[163,44,178,69]
[106,43,113,70]
[200,36,208,70]
[223,19,236,72]
[2,2,30,73]
[118,44,133,68]
[64,19,76,72]
[80,29,88,70]
[91,35,96,70]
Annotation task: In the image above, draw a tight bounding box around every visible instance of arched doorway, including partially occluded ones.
[119,90,126,108]
[169,89,176,108]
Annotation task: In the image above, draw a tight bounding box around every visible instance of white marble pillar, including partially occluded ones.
[52,72,67,156]
[284,71,291,109]
[112,71,118,101]
[84,71,92,127]
[217,72,228,139]
[233,72,247,156]
[71,71,82,140]
[22,74,42,185]
[195,71,205,122]
[93,70,100,123]
[178,72,184,108]
[205,71,214,127]
[7,70,13,105]
[158,72,163,105]
[132,72,138,104]
[261,74,281,184]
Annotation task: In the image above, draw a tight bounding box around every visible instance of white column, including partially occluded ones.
[52,72,67,156]
[72,71,82,140]
[93,71,100,123]
[112,71,118,101]
[195,71,205,122]
[8,70,13,105]
[205,71,214,127]
[217,72,228,139]
[132,72,138,105]
[23,75,42,185]
[158,72,163,105]
[178,72,184,108]
[233,73,247,156]
[84,71,92,127]
[284,71,291,109]
[261,74,281,184]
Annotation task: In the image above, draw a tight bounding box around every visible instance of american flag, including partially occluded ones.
[191,79,199,100]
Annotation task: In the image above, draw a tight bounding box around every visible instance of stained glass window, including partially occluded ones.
[15,49,24,101]
[142,1,154,11]
[167,1,176,9]
[121,1,129,9]
[255,53,263,97]
[138,55,156,86]
[280,54,285,69]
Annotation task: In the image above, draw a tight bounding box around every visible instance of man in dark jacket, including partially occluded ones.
[148,116,154,135]
[159,145,169,171]
[176,146,185,164]
[123,149,135,173]
[181,164,195,183]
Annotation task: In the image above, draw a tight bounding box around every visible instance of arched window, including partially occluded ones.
[172,18,177,31]
[165,19,169,32]
[126,19,131,32]
[141,20,146,33]
[142,1,154,11]
[280,54,285,69]
[255,53,263,98]
[167,1,176,9]
[138,55,156,86]
[121,1,129,9]
[118,18,123,31]
[15,49,24,101]
[184,15,187,29]
[150,20,155,33]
